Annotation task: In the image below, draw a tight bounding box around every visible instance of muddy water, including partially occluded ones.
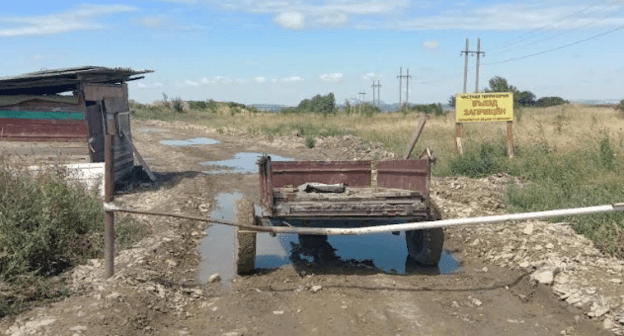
[198,192,241,284]
[160,137,220,146]
[200,152,293,174]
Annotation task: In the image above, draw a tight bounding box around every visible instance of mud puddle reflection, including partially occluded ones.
[200,152,293,174]
[160,137,220,146]
[257,232,460,275]
[198,192,241,285]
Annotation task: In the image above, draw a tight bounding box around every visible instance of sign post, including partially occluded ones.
[455,92,514,158]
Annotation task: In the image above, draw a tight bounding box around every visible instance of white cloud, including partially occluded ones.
[211,0,410,29]
[138,83,147,88]
[363,3,624,30]
[282,76,303,82]
[315,12,348,27]
[421,40,438,50]
[0,4,138,37]
[137,82,164,89]
[253,76,266,83]
[200,77,210,84]
[319,73,344,83]
[274,12,305,30]
[185,80,200,86]
[153,82,163,87]
[272,79,278,83]
[362,72,378,80]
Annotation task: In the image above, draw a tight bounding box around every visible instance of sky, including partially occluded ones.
[1,0,624,105]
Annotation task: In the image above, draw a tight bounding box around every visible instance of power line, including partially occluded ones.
[496,4,624,55]
[492,0,608,54]
[483,25,624,65]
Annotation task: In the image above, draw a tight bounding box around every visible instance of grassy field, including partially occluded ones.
[132,102,624,257]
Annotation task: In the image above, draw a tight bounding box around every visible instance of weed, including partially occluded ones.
[305,136,316,149]
[171,97,185,113]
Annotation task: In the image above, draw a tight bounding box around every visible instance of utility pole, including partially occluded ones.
[359,90,366,103]
[475,38,485,93]
[377,80,381,106]
[398,67,410,110]
[371,81,376,105]
[397,67,402,107]
[371,81,381,106]
[460,38,485,93]
[461,39,469,93]
[405,68,412,107]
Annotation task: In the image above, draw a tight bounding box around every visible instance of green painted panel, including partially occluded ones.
[0,110,84,120]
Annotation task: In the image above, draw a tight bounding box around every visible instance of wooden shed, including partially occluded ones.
[0,66,153,181]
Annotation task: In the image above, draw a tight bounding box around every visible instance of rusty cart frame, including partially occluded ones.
[234,155,443,274]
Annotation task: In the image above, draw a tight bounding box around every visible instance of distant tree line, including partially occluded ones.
[448,76,569,109]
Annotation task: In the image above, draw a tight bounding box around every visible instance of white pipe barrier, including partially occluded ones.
[104,202,624,236]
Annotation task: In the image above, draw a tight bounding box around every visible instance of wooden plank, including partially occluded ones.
[403,116,427,159]
[0,118,88,142]
[84,83,127,101]
[121,130,155,181]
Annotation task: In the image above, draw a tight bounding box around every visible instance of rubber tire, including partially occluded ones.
[235,198,257,275]
[405,200,444,266]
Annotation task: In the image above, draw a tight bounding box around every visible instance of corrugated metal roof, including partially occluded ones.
[0,66,154,95]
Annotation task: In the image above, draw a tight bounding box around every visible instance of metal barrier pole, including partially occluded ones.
[104,112,117,278]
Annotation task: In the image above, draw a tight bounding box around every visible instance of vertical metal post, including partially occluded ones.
[104,112,116,278]
[377,80,381,106]
[463,38,469,93]
[475,38,481,93]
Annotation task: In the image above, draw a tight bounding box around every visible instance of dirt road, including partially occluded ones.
[1,119,622,336]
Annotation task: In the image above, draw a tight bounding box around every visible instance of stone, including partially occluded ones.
[609,279,622,284]
[523,224,534,235]
[546,243,554,249]
[106,292,121,300]
[530,266,559,285]
[70,326,88,331]
[310,285,322,293]
[588,301,609,318]
[166,259,178,267]
[273,310,284,315]
[471,298,482,307]
[209,274,221,283]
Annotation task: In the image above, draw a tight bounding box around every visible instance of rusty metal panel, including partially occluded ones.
[0,118,88,142]
[270,160,372,188]
[103,98,134,182]
[377,159,429,195]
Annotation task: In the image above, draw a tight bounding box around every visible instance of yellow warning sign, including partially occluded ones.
[455,93,513,122]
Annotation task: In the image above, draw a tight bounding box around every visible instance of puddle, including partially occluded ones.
[199,193,460,284]
[160,137,220,146]
[137,127,163,133]
[256,231,460,275]
[198,192,242,285]
[200,152,293,174]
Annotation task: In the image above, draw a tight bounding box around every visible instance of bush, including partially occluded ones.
[171,97,185,113]
[410,103,445,116]
[449,140,508,178]
[305,136,316,149]
[188,101,208,110]
[535,96,569,108]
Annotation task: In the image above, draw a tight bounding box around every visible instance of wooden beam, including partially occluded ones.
[403,116,428,159]
[121,130,156,182]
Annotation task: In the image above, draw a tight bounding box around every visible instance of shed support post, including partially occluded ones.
[104,113,117,278]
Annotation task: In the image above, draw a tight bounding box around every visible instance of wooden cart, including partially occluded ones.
[235,155,443,274]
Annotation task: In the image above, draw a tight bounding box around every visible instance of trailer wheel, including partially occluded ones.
[405,200,444,266]
[235,198,257,275]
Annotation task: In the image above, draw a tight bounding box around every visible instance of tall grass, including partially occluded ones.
[0,155,149,316]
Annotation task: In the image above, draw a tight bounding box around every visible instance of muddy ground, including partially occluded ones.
[2,119,623,336]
